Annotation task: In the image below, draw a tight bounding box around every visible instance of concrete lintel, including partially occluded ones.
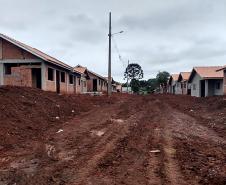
[0,59,42,64]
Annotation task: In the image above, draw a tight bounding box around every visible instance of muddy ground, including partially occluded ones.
[0,87,225,185]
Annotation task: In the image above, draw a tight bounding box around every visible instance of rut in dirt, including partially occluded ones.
[0,88,225,185]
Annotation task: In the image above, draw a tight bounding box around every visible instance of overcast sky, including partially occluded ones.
[0,0,226,82]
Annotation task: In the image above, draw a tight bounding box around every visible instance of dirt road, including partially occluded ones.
[0,90,225,185]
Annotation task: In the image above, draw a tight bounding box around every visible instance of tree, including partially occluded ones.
[130,79,140,93]
[124,63,144,80]
[147,78,158,93]
[124,63,143,93]
[156,71,170,86]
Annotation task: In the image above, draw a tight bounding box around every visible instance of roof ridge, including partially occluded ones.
[0,33,72,70]
[194,66,223,68]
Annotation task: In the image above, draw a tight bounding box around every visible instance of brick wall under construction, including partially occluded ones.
[4,66,32,87]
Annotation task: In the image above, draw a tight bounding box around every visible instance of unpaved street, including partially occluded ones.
[0,88,225,185]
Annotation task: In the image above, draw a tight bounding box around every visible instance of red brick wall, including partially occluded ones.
[87,79,93,92]
[224,70,226,95]
[45,66,56,92]
[44,66,76,94]
[76,77,82,94]
[2,40,38,59]
[4,66,32,87]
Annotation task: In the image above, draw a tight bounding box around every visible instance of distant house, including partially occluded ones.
[116,83,122,92]
[178,72,191,95]
[168,74,180,94]
[188,66,224,97]
[217,65,226,95]
[73,65,89,94]
[105,77,121,93]
[75,65,107,93]
[122,86,132,93]
[0,33,79,94]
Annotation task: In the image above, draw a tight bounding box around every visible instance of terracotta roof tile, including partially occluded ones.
[171,74,179,81]
[180,72,191,81]
[74,65,87,74]
[74,65,107,81]
[194,66,223,79]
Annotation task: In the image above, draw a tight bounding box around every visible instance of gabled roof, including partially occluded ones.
[171,74,179,81]
[74,65,107,81]
[188,66,224,83]
[0,33,72,70]
[168,74,179,85]
[178,72,191,82]
[88,70,107,81]
[217,65,226,71]
[74,65,87,74]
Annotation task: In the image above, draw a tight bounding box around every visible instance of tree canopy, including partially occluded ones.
[156,71,170,86]
[124,63,144,80]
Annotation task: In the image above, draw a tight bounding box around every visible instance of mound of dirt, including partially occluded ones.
[0,86,118,150]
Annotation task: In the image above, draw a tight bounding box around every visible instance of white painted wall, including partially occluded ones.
[213,80,223,96]
[175,81,182,94]
[190,73,202,97]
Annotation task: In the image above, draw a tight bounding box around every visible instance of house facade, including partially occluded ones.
[177,72,191,95]
[116,84,122,92]
[74,65,107,93]
[0,34,84,94]
[168,74,180,94]
[188,67,224,97]
[217,65,226,95]
[73,65,89,94]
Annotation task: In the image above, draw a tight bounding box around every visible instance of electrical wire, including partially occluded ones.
[112,36,127,68]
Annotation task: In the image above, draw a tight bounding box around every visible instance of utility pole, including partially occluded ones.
[127,60,129,93]
[108,12,112,96]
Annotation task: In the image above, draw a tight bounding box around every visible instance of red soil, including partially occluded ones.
[0,87,225,185]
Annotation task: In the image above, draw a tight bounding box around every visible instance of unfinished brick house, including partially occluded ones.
[177,72,191,95]
[74,65,107,93]
[188,66,224,97]
[0,34,81,94]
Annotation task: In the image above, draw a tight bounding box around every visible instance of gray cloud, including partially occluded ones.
[0,0,226,82]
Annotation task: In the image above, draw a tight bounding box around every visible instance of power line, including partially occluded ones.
[112,36,127,68]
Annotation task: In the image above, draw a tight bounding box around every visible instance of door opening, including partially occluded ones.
[56,70,60,94]
[32,68,42,89]
[201,80,205,97]
[93,79,97,92]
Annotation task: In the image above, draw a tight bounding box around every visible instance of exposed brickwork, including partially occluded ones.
[224,71,226,95]
[2,40,38,59]
[76,77,82,94]
[68,84,75,94]
[4,66,32,87]
[86,73,107,92]
[45,66,56,92]
[87,79,93,92]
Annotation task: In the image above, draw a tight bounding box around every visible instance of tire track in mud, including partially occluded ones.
[94,98,166,185]
[47,96,146,184]
[148,99,198,185]
[158,98,226,185]
[70,97,149,184]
